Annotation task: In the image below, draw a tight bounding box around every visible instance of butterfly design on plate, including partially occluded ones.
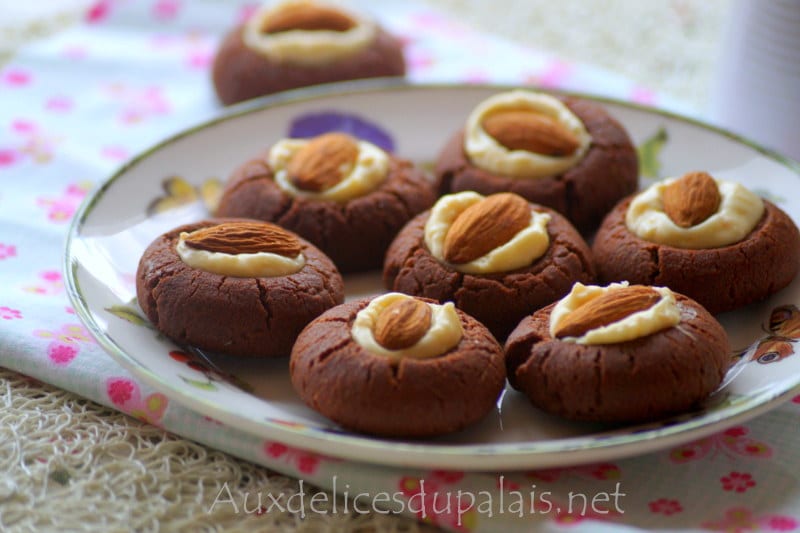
[668,426,772,464]
[146,175,222,215]
[737,304,800,365]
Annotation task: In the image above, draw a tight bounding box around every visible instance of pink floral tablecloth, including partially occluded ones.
[1,1,799,531]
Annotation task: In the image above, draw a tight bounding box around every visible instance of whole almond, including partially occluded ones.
[287,133,359,192]
[261,3,355,33]
[184,221,302,257]
[662,171,721,228]
[554,285,662,339]
[443,193,532,264]
[482,110,580,157]
[373,298,432,351]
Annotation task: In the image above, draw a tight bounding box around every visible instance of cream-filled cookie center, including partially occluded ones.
[424,191,551,274]
[625,177,765,249]
[269,136,389,202]
[351,293,463,361]
[176,232,305,277]
[243,0,376,65]
[464,90,592,179]
[549,282,681,345]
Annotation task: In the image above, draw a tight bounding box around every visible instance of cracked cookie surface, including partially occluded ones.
[136,219,344,358]
[504,293,730,423]
[383,204,596,341]
[289,297,506,438]
[216,155,436,273]
[592,198,800,314]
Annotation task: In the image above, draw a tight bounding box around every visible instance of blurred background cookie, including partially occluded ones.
[212,0,406,105]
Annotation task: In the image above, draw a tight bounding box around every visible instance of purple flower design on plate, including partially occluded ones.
[288,111,395,152]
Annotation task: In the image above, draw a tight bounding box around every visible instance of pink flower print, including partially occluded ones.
[9,119,62,164]
[37,181,91,223]
[765,516,799,531]
[2,69,31,87]
[187,51,213,70]
[24,270,64,295]
[263,441,325,475]
[0,243,17,260]
[649,498,683,516]
[0,149,18,166]
[721,472,756,493]
[48,342,78,366]
[86,0,112,24]
[34,323,92,345]
[0,307,22,320]
[45,96,74,113]
[100,145,129,161]
[525,59,574,90]
[105,84,172,124]
[702,507,797,532]
[108,378,136,406]
[669,425,772,463]
[106,377,168,425]
[631,86,657,106]
[398,475,477,531]
[153,0,181,20]
[12,119,36,134]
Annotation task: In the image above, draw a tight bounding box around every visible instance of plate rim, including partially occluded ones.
[65,79,800,470]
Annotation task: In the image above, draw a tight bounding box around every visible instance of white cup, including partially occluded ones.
[710,0,800,162]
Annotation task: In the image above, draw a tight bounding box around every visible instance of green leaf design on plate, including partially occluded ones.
[751,188,786,204]
[105,304,151,328]
[637,126,668,180]
[179,375,217,391]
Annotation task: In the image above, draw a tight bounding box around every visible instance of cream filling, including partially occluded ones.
[176,233,305,277]
[351,293,463,361]
[424,191,551,274]
[269,138,389,202]
[549,282,681,345]
[625,177,765,249]
[464,90,592,179]
[242,0,376,65]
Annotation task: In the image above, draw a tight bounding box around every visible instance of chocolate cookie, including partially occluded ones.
[216,132,437,273]
[212,0,405,105]
[435,90,638,233]
[136,219,344,357]
[290,293,506,437]
[383,191,596,340]
[505,284,731,423]
[592,172,800,314]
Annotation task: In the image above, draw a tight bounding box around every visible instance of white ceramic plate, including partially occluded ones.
[65,81,800,471]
